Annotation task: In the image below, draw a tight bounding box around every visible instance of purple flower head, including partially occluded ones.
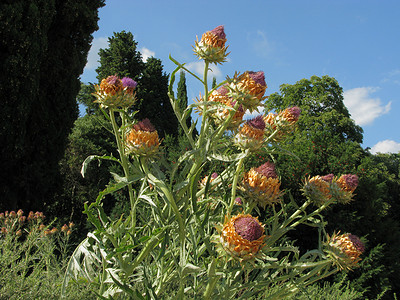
[255,162,277,179]
[122,77,138,89]
[133,118,156,132]
[321,174,334,182]
[248,71,266,87]
[247,115,265,130]
[235,197,243,205]
[211,172,218,179]
[342,174,359,190]
[210,25,226,40]
[217,85,229,96]
[348,234,365,253]
[230,101,245,112]
[234,216,263,241]
[287,106,301,120]
[106,75,120,86]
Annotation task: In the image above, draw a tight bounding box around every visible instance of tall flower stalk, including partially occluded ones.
[62,26,364,299]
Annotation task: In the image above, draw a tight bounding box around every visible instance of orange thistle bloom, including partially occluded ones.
[126,119,160,157]
[241,162,282,207]
[235,115,266,151]
[194,25,229,64]
[302,175,332,206]
[330,174,359,204]
[325,232,364,270]
[99,75,123,95]
[279,106,301,123]
[61,224,69,233]
[227,71,267,112]
[94,75,137,108]
[218,214,266,261]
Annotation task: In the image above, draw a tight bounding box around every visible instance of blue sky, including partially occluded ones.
[81,0,400,154]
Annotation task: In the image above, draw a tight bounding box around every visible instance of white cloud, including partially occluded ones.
[185,61,222,78]
[343,87,391,126]
[85,37,108,70]
[371,140,400,154]
[252,30,274,58]
[140,47,155,61]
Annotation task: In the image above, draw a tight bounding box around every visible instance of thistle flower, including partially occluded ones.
[61,224,69,233]
[302,175,332,206]
[264,107,301,142]
[121,77,138,94]
[234,116,266,151]
[279,106,301,123]
[197,86,245,130]
[125,118,160,157]
[217,214,266,261]
[241,162,282,208]
[94,75,137,108]
[194,25,229,64]
[324,232,364,270]
[227,71,267,112]
[330,174,359,204]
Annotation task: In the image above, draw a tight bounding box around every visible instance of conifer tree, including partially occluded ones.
[0,0,104,211]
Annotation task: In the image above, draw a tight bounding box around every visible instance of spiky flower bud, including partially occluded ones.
[125,119,160,158]
[194,25,229,64]
[302,175,332,206]
[217,214,266,261]
[234,115,266,151]
[324,232,364,270]
[227,71,267,112]
[241,162,282,208]
[94,75,137,108]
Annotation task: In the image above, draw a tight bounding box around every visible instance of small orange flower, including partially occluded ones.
[302,175,332,206]
[218,214,266,261]
[94,75,137,108]
[330,174,358,204]
[126,119,160,157]
[194,25,229,64]
[234,116,266,151]
[241,162,282,207]
[227,71,267,112]
[325,232,364,270]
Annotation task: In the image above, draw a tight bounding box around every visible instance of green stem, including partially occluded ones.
[198,61,210,148]
[109,110,135,208]
[228,154,246,215]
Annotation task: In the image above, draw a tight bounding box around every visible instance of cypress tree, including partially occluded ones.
[0,0,104,211]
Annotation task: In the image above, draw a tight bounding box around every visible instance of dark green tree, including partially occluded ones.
[96,31,144,83]
[177,71,192,132]
[136,57,179,137]
[0,0,104,212]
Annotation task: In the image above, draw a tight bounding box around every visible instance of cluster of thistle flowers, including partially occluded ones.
[0,210,74,238]
[302,173,359,206]
[93,75,161,158]
[195,26,364,268]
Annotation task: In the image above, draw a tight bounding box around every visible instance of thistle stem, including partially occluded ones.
[228,155,246,215]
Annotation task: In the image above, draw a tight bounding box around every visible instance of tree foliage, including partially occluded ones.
[265,75,400,298]
[0,0,105,212]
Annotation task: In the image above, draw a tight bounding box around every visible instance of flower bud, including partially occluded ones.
[94,75,137,108]
[194,25,229,64]
[324,232,364,270]
[217,214,266,261]
[234,116,266,151]
[241,162,282,208]
[227,71,267,112]
[125,119,160,157]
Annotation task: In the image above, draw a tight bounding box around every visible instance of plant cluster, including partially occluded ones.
[62,26,365,299]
